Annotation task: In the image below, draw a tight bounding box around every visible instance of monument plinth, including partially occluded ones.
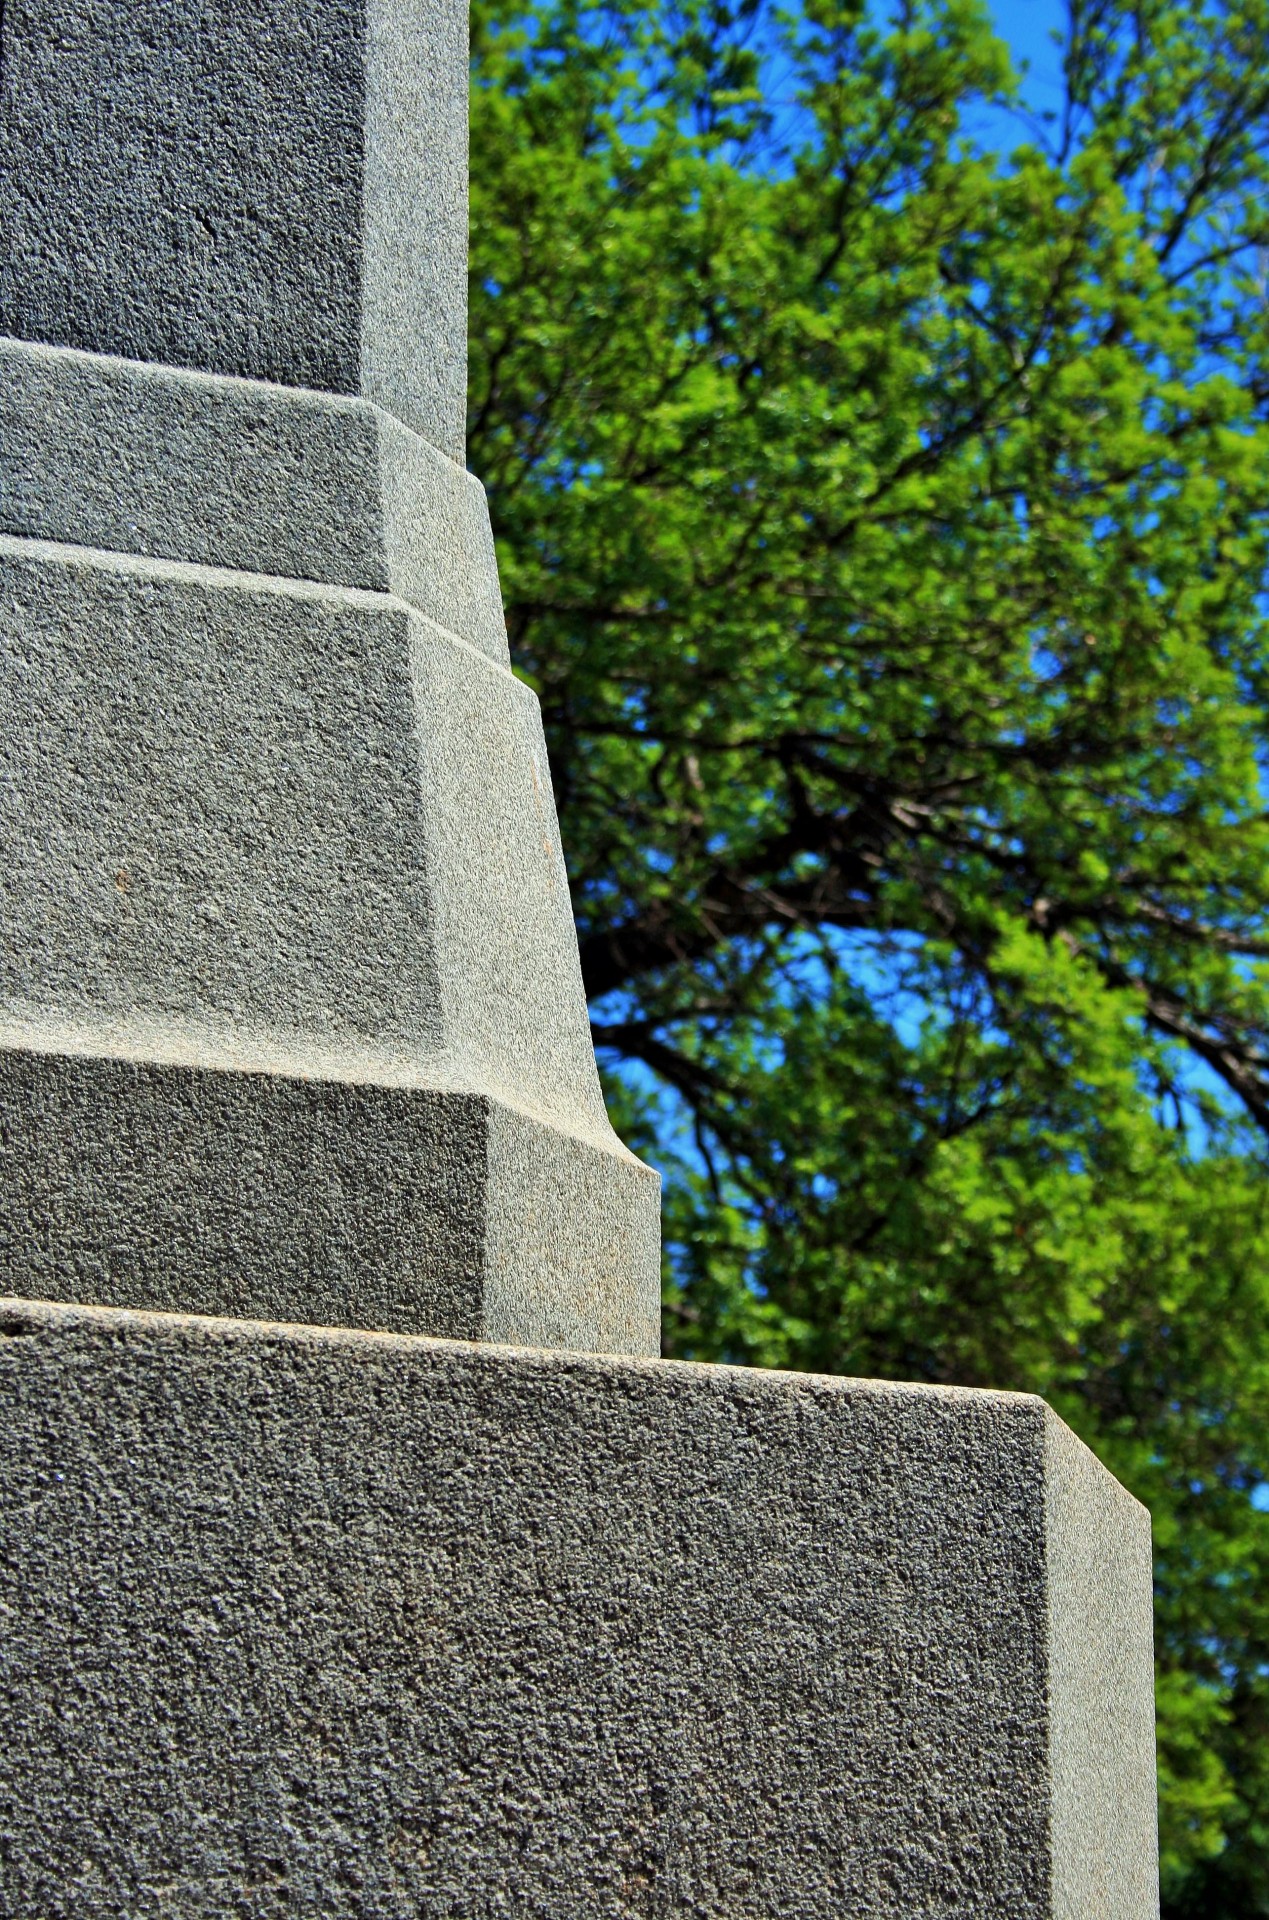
[2,1296,1159,1919]
[0,1,1160,1912]
[0,0,660,1355]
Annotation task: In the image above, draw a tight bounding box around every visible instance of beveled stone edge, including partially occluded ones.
[0,1012,643,1165]
[1043,1405,1160,1919]
[0,1288,1051,1404]
[0,526,505,675]
[0,336,509,664]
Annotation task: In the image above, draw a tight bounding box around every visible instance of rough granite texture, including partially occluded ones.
[0,1049,660,1353]
[0,0,470,455]
[0,1298,1159,1919]
[0,2,1161,1910]
[0,534,603,1127]
[0,534,660,1351]
[0,337,509,662]
[0,0,663,1351]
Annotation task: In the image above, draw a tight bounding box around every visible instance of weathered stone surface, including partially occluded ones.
[0,535,660,1352]
[0,0,663,1353]
[0,0,469,455]
[0,1049,659,1353]
[0,535,581,1107]
[0,3,1160,1910]
[0,336,509,663]
[0,1297,1159,1918]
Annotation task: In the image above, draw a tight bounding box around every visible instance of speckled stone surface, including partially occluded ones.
[0,535,660,1353]
[0,6,1160,1907]
[0,337,510,663]
[0,1298,1159,1918]
[1047,1408,1161,1917]
[0,0,469,455]
[0,1051,660,1354]
[0,0,661,1354]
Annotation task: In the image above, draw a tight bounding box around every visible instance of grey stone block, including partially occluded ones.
[0,1297,1160,1918]
[0,0,664,1355]
[0,337,510,663]
[0,0,469,455]
[0,1046,658,1352]
[0,534,660,1351]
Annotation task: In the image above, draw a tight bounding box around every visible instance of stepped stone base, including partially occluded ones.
[0,1297,1159,1918]
[0,1045,659,1353]
[0,398,661,1354]
[0,336,509,662]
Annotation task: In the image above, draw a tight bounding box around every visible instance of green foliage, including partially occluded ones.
[468,0,1269,1906]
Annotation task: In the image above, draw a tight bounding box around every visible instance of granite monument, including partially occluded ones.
[0,1,1160,1911]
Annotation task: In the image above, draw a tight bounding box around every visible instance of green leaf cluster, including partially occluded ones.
[469,0,1269,1906]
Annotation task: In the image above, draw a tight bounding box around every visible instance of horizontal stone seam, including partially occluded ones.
[0,332,473,482]
[0,529,518,683]
[0,1021,642,1165]
[0,1291,1054,1408]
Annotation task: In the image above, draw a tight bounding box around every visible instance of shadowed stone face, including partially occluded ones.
[0,0,469,454]
[0,2,365,392]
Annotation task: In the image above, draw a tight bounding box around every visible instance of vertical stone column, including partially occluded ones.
[0,0,661,1354]
[0,0,470,451]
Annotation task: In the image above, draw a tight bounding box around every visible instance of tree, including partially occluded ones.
[468,0,1269,1906]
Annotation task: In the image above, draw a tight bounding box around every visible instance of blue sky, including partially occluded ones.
[991,0,1067,85]
[988,0,1068,122]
